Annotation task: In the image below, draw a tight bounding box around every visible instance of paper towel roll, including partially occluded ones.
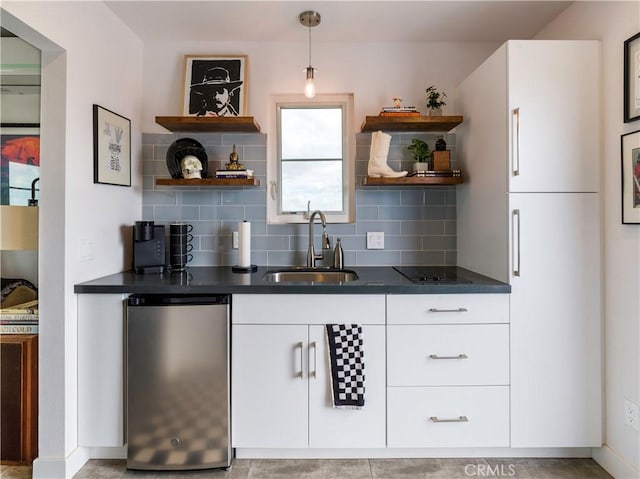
[238,221,251,267]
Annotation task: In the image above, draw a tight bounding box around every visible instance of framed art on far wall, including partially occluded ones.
[624,32,640,123]
[93,104,131,187]
[182,55,247,117]
[621,129,640,224]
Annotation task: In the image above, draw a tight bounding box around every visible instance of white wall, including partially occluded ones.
[1,2,143,477]
[142,40,499,134]
[536,2,640,477]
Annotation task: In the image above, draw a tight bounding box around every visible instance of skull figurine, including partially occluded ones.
[181,155,203,179]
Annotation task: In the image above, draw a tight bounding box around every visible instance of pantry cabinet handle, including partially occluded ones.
[296,341,304,379]
[427,308,468,313]
[309,341,317,379]
[429,354,469,360]
[512,107,520,176]
[430,416,469,423]
[512,209,521,277]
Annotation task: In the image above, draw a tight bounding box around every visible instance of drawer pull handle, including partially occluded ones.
[297,341,304,379]
[309,341,317,379]
[429,354,468,360]
[430,415,469,423]
[428,308,468,313]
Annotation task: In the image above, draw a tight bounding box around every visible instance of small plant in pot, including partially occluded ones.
[425,85,447,116]
[408,138,431,172]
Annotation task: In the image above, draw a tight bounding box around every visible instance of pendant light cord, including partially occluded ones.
[308,24,312,68]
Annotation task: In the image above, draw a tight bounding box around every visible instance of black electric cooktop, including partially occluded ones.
[393,266,472,284]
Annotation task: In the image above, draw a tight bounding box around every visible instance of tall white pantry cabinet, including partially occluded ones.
[456,40,602,447]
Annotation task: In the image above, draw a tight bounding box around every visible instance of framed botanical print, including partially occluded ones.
[93,104,131,187]
[182,55,248,117]
[621,129,640,223]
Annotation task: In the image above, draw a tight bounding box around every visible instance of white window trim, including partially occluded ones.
[267,93,355,224]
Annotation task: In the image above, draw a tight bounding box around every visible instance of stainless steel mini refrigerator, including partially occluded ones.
[126,294,230,471]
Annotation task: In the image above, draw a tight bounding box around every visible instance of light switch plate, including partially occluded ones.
[367,232,384,249]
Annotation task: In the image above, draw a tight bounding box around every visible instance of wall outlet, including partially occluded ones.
[232,231,239,249]
[79,239,95,262]
[367,232,384,249]
[624,399,639,431]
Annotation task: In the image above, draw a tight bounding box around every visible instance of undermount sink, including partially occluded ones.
[263,268,359,284]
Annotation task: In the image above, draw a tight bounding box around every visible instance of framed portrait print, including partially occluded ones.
[624,32,640,123]
[182,55,248,117]
[93,104,131,187]
[621,130,640,224]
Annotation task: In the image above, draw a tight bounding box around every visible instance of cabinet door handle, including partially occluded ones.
[512,107,520,176]
[429,354,469,360]
[512,209,521,277]
[309,341,317,379]
[428,308,468,313]
[430,416,469,423]
[296,341,304,379]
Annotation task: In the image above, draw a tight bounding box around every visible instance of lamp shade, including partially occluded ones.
[0,206,39,250]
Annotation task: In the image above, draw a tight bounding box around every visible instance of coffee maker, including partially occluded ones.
[132,221,166,274]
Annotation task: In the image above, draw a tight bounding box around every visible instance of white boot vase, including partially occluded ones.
[367,130,408,178]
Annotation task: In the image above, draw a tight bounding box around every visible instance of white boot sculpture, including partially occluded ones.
[367,130,408,178]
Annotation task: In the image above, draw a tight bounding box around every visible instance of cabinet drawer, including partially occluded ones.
[387,386,509,448]
[387,324,509,386]
[233,294,385,325]
[387,294,509,325]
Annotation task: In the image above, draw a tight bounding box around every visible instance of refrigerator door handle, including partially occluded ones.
[512,209,521,277]
[512,108,520,176]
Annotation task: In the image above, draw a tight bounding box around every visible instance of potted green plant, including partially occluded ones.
[425,85,447,116]
[408,138,431,171]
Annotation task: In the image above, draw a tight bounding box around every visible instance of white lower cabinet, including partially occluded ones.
[387,324,509,386]
[386,294,510,448]
[232,294,386,449]
[78,294,127,447]
[387,386,510,448]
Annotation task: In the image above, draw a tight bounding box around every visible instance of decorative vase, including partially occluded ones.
[428,108,442,117]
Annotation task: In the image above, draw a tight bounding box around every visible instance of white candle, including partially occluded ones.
[238,221,251,267]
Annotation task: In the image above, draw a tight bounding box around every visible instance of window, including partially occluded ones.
[267,94,354,224]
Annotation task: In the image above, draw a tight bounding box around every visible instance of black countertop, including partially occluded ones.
[74,266,510,295]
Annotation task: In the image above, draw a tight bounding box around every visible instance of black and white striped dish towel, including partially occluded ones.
[325,324,365,409]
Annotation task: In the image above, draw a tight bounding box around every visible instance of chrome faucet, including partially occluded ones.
[306,210,330,268]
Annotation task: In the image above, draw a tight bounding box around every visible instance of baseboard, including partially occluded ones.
[88,446,127,459]
[234,447,592,459]
[593,446,640,479]
[32,447,89,479]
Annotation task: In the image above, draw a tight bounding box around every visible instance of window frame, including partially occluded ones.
[267,93,354,224]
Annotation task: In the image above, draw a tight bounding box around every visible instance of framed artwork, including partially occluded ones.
[624,32,640,123]
[182,55,248,117]
[0,124,40,205]
[621,129,640,224]
[93,104,131,187]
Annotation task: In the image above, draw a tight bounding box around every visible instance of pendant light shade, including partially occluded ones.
[299,11,320,99]
[304,66,316,99]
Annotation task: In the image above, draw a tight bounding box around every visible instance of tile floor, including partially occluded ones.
[0,458,614,479]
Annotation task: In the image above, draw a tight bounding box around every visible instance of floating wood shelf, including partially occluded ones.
[155,178,261,187]
[155,116,261,133]
[361,175,463,186]
[361,115,463,132]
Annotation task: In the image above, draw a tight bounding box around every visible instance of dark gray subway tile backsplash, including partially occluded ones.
[142,132,457,267]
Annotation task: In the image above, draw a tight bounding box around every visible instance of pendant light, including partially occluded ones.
[299,11,321,99]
